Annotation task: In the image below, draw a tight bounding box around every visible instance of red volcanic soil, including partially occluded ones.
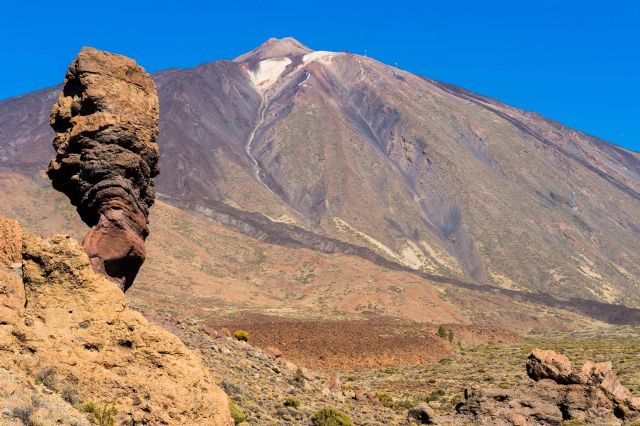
[213,314,518,371]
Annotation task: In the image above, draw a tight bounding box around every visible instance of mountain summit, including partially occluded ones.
[234,37,312,62]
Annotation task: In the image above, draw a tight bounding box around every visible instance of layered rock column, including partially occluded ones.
[48,47,159,291]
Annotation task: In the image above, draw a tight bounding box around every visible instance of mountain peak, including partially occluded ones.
[234,37,312,62]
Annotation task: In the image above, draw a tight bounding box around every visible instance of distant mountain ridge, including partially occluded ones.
[1,37,639,310]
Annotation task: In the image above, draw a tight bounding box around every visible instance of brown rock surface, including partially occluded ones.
[449,349,640,425]
[526,348,583,384]
[0,218,24,330]
[0,217,232,425]
[47,47,159,291]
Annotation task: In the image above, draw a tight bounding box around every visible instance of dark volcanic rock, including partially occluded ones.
[47,47,159,291]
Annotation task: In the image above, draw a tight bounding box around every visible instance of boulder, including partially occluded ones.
[48,47,159,291]
[202,325,219,338]
[450,349,640,425]
[264,346,283,359]
[408,402,436,424]
[325,374,342,392]
[526,348,582,384]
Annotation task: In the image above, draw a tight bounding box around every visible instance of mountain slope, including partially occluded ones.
[1,37,639,308]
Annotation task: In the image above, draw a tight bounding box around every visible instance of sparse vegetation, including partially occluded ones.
[12,396,42,426]
[61,383,79,404]
[283,396,301,408]
[36,366,57,389]
[233,329,249,342]
[560,420,587,426]
[436,325,454,343]
[79,401,117,426]
[311,407,353,426]
[374,391,394,408]
[229,400,247,424]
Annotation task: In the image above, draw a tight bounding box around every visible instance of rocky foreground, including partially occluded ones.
[440,349,640,425]
[0,216,232,425]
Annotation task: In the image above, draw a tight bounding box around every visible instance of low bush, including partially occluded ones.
[79,401,117,426]
[283,396,301,409]
[233,329,249,342]
[374,391,394,408]
[229,400,247,425]
[311,407,353,426]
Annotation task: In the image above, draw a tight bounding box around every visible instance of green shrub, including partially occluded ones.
[311,407,353,426]
[233,329,249,342]
[79,402,117,426]
[423,389,445,402]
[437,325,446,338]
[374,391,394,408]
[283,396,301,408]
[229,400,247,425]
[560,420,586,426]
[393,398,415,410]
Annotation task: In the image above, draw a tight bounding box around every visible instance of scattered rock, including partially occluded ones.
[219,327,232,338]
[264,346,282,359]
[299,367,315,381]
[283,361,298,372]
[325,374,342,392]
[408,402,436,424]
[451,349,640,425]
[202,325,218,338]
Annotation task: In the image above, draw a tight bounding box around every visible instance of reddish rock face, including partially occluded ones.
[47,47,159,291]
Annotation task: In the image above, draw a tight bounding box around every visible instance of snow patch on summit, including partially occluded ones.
[303,51,335,64]
[248,58,292,93]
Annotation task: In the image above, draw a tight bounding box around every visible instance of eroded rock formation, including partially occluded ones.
[48,47,159,291]
[0,216,232,425]
[448,349,640,425]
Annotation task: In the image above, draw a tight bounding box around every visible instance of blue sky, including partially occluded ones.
[2,1,638,151]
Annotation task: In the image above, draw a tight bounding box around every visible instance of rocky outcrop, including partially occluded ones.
[407,402,436,424]
[526,348,585,385]
[449,349,640,425]
[0,217,232,425]
[0,218,24,329]
[48,47,159,291]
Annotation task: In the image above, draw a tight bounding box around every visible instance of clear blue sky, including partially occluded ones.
[2,0,638,151]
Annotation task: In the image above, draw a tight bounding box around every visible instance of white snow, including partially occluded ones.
[302,51,334,64]
[248,58,292,93]
[297,71,311,88]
